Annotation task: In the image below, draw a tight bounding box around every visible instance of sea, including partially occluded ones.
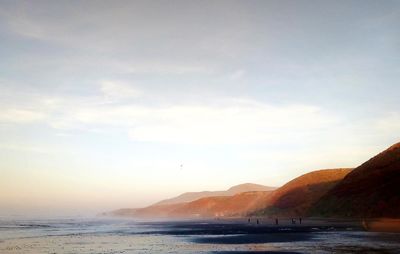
[0,217,399,253]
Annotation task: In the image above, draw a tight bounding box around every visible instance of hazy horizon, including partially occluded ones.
[1,0,399,217]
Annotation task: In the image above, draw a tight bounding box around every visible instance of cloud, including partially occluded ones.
[126,102,335,144]
[40,96,336,145]
[0,83,340,145]
[1,82,397,147]
[0,143,54,154]
[100,80,142,101]
[0,108,46,124]
[4,13,46,40]
[122,62,212,75]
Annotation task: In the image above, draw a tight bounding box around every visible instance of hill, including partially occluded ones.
[153,183,276,206]
[101,208,138,217]
[108,183,276,217]
[169,191,273,217]
[255,168,352,217]
[312,143,400,218]
[133,203,186,218]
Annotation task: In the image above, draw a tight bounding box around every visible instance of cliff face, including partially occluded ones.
[312,143,400,218]
[255,168,352,217]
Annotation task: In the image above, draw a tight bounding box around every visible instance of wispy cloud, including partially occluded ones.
[100,80,142,101]
[123,62,212,75]
[0,143,54,154]
[0,108,46,124]
[0,86,338,145]
[3,81,400,147]
[126,102,335,144]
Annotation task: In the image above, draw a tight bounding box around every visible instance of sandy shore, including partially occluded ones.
[1,217,399,254]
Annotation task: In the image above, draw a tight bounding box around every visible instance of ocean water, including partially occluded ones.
[0,217,399,253]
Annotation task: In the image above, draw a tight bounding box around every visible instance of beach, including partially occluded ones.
[1,217,400,253]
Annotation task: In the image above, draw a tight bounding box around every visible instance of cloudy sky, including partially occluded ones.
[0,0,399,216]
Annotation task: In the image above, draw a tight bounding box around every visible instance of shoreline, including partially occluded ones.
[130,216,400,233]
[1,217,400,254]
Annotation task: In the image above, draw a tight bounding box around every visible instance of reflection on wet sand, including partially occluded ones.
[362,218,400,233]
[0,218,399,254]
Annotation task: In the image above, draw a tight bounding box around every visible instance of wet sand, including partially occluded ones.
[1,217,399,253]
[141,217,364,235]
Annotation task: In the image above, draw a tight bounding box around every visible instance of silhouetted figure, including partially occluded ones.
[275,218,279,225]
[248,218,250,223]
[299,217,302,224]
[256,219,259,225]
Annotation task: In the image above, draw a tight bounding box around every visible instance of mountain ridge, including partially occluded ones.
[153,183,276,206]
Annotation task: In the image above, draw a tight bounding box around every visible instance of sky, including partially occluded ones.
[0,0,399,216]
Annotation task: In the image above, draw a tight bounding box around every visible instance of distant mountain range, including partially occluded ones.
[105,142,400,219]
[105,183,276,218]
[153,183,276,206]
[134,191,273,218]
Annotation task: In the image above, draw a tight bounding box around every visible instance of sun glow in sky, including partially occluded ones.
[0,0,399,216]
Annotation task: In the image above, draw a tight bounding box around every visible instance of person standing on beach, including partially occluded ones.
[257,219,259,225]
[275,218,279,225]
[299,217,302,224]
[248,218,250,223]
